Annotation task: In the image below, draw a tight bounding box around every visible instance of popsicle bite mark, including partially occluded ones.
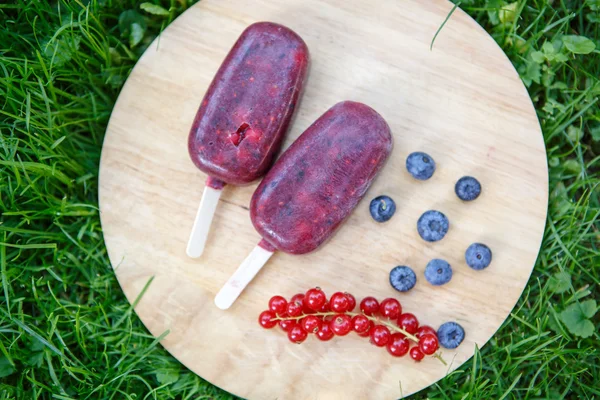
[229,122,250,146]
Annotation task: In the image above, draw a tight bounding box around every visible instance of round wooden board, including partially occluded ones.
[99,0,548,398]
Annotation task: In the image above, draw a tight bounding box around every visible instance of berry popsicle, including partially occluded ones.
[215,101,393,309]
[186,22,309,258]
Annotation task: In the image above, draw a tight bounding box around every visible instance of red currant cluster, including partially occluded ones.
[258,288,440,361]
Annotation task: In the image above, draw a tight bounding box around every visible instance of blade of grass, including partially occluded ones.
[431,2,461,50]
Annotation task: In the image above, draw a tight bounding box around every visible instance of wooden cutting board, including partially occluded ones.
[99,0,548,398]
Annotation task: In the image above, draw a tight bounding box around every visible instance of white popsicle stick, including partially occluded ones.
[214,245,274,310]
[186,186,222,258]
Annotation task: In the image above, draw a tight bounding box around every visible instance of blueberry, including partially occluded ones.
[417,210,449,242]
[424,259,452,285]
[437,321,465,349]
[369,195,396,222]
[406,152,436,180]
[389,266,417,292]
[455,176,481,201]
[465,243,492,270]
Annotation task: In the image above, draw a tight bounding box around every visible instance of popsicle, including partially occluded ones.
[215,101,393,309]
[186,22,309,258]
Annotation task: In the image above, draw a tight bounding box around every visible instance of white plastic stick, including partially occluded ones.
[214,245,274,310]
[186,186,222,258]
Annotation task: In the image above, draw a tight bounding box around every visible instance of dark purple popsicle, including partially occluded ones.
[251,101,393,254]
[186,22,309,258]
[188,22,309,187]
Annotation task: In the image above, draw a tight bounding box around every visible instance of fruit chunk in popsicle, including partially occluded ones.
[215,101,392,309]
[186,22,309,258]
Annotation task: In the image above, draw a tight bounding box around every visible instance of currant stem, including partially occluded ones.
[433,352,447,366]
[273,312,337,321]
[273,311,419,342]
[348,312,419,343]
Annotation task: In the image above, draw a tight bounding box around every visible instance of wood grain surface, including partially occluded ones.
[98,0,548,398]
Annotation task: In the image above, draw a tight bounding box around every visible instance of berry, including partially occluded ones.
[397,313,419,334]
[322,313,334,323]
[319,301,331,312]
[424,259,453,286]
[416,325,437,339]
[357,329,372,338]
[455,176,481,201]
[303,303,315,314]
[417,210,449,242]
[410,346,425,361]
[406,152,436,180]
[259,310,278,329]
[386,333,409,357]
[389,266,417,292]
[419,333,439,355]
[369,195,396,222]
[279,318,296,332]
[345,293,356,311]
[330,314,352,336]
[379,298,402,319]
[286,298,303,317]
[370,325,391,347]
[465,243,492,270]
[351,315,372,334]
[437,321,465,349]
[357,320,374,337]
[268,296,287,314]
[316,323,335,341]
[359,297,380,315]
[301,315,322,334]
[290,293,304,304]
[330,292,350,312]
[288,325,308,343]
[304,288,327,311]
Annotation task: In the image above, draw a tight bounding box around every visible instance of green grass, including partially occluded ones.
[0,0,598,398]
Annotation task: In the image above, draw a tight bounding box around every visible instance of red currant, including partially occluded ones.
[258,310,278,329]
[370,325,391,347]
[379,298,402,320]
[351,315,372,334]
[330,292,350,313]
[290,293,305,305]
[288,325,308,343]
[330,314,352,336]
[357,327,372,337]
[397,313,419,334]
[301,315,322,334]
[316,323,335,341]
[319,301,331,312]
[322,313,334,323]
[279,318,296,332]
[304,288,327,311]
[287,296,304,317]
[345,293,356,311]
[360,296,380,316]
[386,333,409,357]
[268,296,287,315]
[419,333,439,355]
[410,346,425,361]
[416,325,437,339]
[303,305,316,314]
